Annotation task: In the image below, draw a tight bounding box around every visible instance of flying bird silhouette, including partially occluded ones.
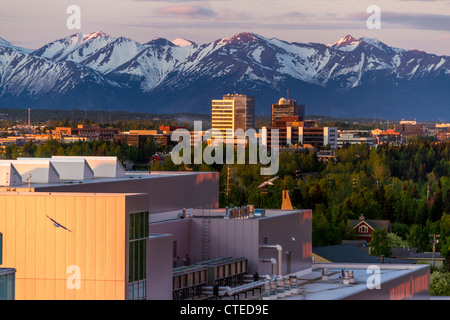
[46,215,72,232]
[257,176,279,189]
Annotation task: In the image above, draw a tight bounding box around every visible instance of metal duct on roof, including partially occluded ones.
[52,156,125,178]
[18,157,95,181]
[0,159,60,184]
[0,162,22,187]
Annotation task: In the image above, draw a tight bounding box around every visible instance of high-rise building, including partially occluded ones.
[264,98,336,150]
[211,94,255,140]
[271,98,305,127]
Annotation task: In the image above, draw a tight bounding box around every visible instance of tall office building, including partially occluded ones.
[212,94,255,140]
[264,98,336,150]
[271,98,305,127]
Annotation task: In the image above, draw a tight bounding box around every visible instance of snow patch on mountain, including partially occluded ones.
[0,37,33,54]
[172,38,196,47]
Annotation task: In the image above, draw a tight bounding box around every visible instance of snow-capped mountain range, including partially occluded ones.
[1,31,449,119]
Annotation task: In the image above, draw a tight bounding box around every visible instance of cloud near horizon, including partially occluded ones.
[155,4,217,18]
[350,10,450,31]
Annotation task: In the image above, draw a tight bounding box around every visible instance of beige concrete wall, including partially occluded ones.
[0,192,139,300]
[149,219,192,268]
[146,234,173,300]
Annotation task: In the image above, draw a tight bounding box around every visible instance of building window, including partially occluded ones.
[128,280,146,301]
[173,241,178,259]
[128,211,149,300]
[359,225,369,233]
[0,273,14,300]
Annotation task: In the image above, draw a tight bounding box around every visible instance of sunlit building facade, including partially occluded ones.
[212,94,255,141]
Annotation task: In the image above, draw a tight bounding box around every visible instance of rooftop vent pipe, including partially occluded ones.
[349,270,355,284]
[263,258,277,276]
[322,268,328,281]
[262,244,283,276]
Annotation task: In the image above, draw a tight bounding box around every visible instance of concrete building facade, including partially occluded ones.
[271,98,305,127]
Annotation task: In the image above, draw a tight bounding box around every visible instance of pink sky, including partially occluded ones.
[1,0,449,55]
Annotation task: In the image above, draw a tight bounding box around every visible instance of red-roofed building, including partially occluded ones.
[347,215,391,243]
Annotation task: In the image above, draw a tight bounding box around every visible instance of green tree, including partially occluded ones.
[370,228,392,257]
[416,197,430,226]
[3,144,19,159]
[430,271,450,296]
[431,185,445,222]
[407,224,432,252]
[21,141,36,157]
[386,232,409,249]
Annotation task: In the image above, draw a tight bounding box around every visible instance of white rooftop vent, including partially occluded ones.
[0,162,22,187]
[0,160,60,184]
[52,156,126,178]
[18,158,95,181]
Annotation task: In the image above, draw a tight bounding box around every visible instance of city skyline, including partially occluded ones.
[1,0,450,56]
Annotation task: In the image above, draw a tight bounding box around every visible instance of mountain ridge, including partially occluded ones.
[0,31,449,120]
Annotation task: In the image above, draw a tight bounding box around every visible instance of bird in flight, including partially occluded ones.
[46,215,72,232]
[257,176,278,189]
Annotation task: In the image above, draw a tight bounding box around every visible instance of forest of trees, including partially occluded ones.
[149,140,450,269]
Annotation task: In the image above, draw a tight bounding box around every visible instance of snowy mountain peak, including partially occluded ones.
[329,35,360,47]
[327,35,362,52]
[145,37,175,47]
[81,31,109,43]
[220,32,261,44]
[171,38,196,47]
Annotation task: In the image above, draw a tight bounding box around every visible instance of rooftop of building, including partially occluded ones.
[0,191,147,198]
[0,154,215,189]
[6,171,211,189]
[284,263,429,300]
[313,244,416,265]
[148,207,309,224]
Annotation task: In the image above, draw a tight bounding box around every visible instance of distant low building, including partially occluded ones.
[394,251,446,268]
[436,129,450,142]
[262,118,337,150]
[394,123,425,138]
[115,130,171,148]
[399,120,417,125]
[55,125,119,141]
[371,129,400,137]
[337,133,375,148]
